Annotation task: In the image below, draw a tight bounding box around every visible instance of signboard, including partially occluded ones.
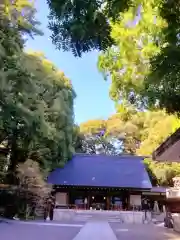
[142,192,161,196]
[55,192,67,205]
[130,195,141,206]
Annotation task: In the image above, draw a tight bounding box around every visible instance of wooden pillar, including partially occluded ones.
[87,195,90,209]
[127,192,130,210]
[106,196,110,210]
[66,192,69,207]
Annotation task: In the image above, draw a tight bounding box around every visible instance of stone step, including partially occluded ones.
[54,210,153,224]
[74,214,122,223]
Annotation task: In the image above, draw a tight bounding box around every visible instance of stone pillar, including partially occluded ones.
[167,177,180,233]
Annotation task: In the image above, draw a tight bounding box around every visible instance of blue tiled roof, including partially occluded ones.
[47,154,152,189]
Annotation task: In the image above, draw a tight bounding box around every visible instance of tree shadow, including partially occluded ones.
[163,231,180,240]
[0,217,14,225]
[157,226,180,240]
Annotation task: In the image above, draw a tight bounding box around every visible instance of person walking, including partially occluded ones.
[44,193,56,221]
[49,194,55,221]
[142,197,149,222]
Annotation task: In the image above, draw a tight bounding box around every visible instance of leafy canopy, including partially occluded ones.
[47,0,131,56]
[97,0,180,114]
[46,0,180,114]
[78,105,180,186]
[144,0,180,114]
[98,0,166,102]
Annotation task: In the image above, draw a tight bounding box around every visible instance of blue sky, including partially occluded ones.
[25,0,115,124]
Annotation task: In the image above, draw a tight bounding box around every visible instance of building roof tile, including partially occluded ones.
[47,154,152,189]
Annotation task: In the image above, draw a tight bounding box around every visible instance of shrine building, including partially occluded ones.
[47,154,162,210]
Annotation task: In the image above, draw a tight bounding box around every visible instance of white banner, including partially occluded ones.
[130,195,141,206]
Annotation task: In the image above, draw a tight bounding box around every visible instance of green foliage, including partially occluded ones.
[144,1,180,114]
[97,0,180,115]
[80,119,106,135]
[79,105,180,156]
[0,0,42,37]
[79,119,121,155]
[0,2,76,184]
[144,159,180,186]
[98,1,166,102]
[137,112,180,155]
[46,0,180,114]
[72,125,84,153]
[47,0,131,56]
[2,51,76,179]
[79,134,120,156]
[79,105,180,186]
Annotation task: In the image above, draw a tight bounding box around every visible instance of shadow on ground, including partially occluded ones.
[1,219,180,240]
[0,219,82,240]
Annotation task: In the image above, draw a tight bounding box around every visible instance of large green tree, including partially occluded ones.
[1,50,76,182]
[0,0,78,219]
[0,1,76,184]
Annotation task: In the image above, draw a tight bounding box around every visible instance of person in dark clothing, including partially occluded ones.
[44,194,55,221]
[142,197,149,221]
[44,203,48,221]
[49,196,55,220]
[142,197,149,210]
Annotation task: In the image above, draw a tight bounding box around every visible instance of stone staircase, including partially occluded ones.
[73,212,122,223]
[54,209,153,224]
[72,210,148,223]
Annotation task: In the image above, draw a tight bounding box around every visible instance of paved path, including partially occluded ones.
[0,219,180,240]
[110,223,180,240]
[0,220,82,240]
[73,221,117,240]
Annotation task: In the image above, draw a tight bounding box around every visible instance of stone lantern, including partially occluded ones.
[173,177,180,189]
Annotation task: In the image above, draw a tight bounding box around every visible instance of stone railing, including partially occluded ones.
[172,213,180,233]
[166,177,180,233]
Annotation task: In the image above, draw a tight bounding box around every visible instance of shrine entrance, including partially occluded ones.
[90,194,107,210]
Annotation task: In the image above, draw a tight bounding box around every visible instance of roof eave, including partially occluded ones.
[152,128,180,160]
